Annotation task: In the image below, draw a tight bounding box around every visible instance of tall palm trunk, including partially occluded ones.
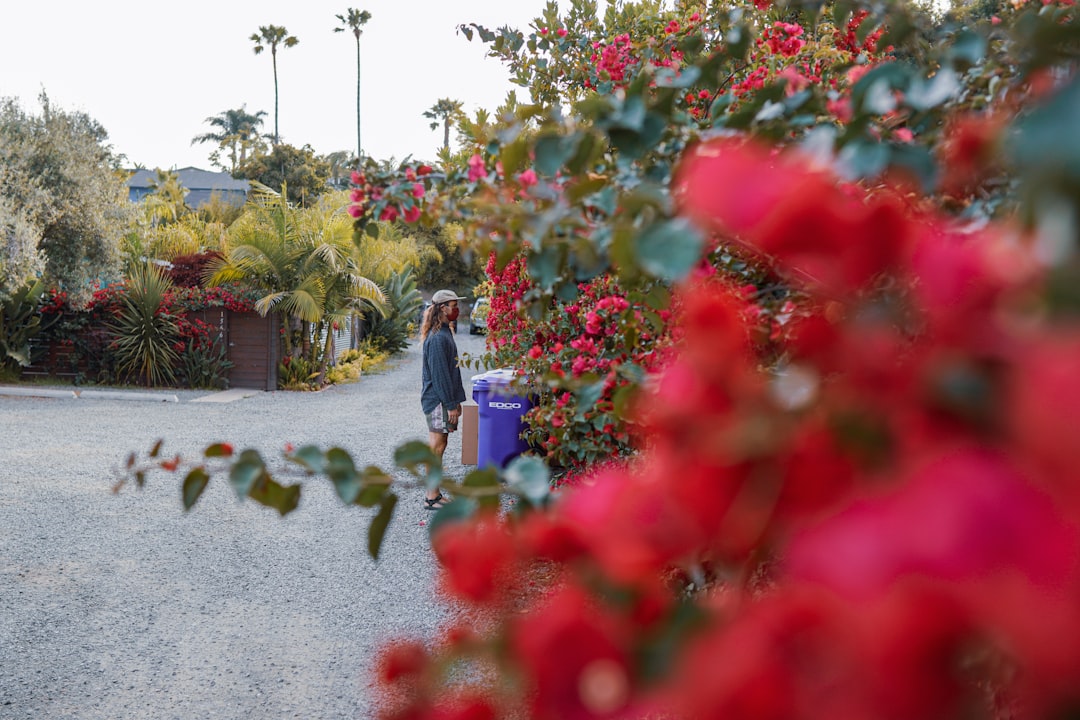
[272,49,280,145]
[355,35,362,160]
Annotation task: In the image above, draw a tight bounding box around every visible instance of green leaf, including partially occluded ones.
[566,132,603,175]
[566,176,608,203]
[851,63,910,115]
[838,140,890,180]
[228,449,265,498]
[204,443,233,458]
[906,68,959,112]
[534,133,578,178]
[394,440,442,490]
[427,497,479,542]
[633,219,705,281]
[504,456,550,507]
[612,384,638,418]
[501,138,528,176]
[355,465,393,507]
[365,222,380,239]
[889,144,938,193]
[182,467,209,511]
[654,66,701,88]
[367,494,398,560]
[645,283,671,310]
[575,379,606,421]
[289,444,325,473]
[463,467,501,510]
[527,244,565,290]
[949,30,986,67]
[249,477,301,516]
[325,447,361,504]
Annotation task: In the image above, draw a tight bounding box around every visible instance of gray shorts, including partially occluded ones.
[425,404,455,433]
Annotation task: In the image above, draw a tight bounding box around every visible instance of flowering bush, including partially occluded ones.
[122,1,1080,717]
[35,281,257,386]
[372,131,1080,719]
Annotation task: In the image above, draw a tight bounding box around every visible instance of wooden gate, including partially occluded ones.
[226,311,279,391]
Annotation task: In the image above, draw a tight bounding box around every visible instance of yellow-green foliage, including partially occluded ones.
[326,349,363,385]
[358,342,391,374]
[324,343,392,385]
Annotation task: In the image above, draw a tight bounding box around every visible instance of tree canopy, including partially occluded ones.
[0,94,131,304]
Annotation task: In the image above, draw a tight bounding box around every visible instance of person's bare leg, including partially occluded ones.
[426,431,448,506]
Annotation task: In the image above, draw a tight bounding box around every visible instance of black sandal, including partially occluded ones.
[424,493,447,510]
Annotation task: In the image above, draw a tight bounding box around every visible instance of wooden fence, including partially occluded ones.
[23,311,280,391]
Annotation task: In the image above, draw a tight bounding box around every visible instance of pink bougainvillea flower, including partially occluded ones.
[412,182,425,198]
[467,153,487,182]
[402,205,421,223]
[518,168,538,188]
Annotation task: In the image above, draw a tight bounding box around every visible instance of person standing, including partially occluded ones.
[419,289,467,509]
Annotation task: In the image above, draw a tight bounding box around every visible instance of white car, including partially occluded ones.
[469,297,490,334]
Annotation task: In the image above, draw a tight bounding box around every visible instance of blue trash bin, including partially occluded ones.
[472,368,532,469]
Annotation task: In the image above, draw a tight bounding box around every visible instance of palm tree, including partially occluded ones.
[250,25,299,145]
[423,98,464,152]
[191,106,267,172]
[334,8,373,161]
[142,169,189,226]
[207,187,386,376]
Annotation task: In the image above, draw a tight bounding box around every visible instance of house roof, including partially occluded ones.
[126,167,250,193]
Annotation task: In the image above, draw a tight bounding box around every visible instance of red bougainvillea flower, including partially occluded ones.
[936,111,1007,197]
[1009,333,1080,514]
[403,205,422,224]
[675,137,909,295]
[432,515,518,605]
[375,640,430,684]
[509,583,635,720]
[786,448,1079,601]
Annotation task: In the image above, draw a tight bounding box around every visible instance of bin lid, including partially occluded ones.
[471,367,518,393]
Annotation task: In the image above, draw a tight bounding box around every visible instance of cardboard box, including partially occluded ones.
[460,400,478,465]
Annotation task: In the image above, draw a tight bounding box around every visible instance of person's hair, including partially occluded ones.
[420,302,446,341]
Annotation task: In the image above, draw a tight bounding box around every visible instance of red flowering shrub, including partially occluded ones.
[373,133,1080,719]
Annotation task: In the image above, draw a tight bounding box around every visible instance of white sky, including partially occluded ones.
[0,0,560,170]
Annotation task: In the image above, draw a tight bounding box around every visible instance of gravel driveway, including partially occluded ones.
[0,330,488,719]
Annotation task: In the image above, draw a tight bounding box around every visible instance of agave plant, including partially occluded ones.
[110,262,179,387]
[362,268,425,354]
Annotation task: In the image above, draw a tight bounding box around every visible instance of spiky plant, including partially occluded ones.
[110,263,179,387]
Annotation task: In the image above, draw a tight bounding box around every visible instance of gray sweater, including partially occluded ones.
[420,325,466,414]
